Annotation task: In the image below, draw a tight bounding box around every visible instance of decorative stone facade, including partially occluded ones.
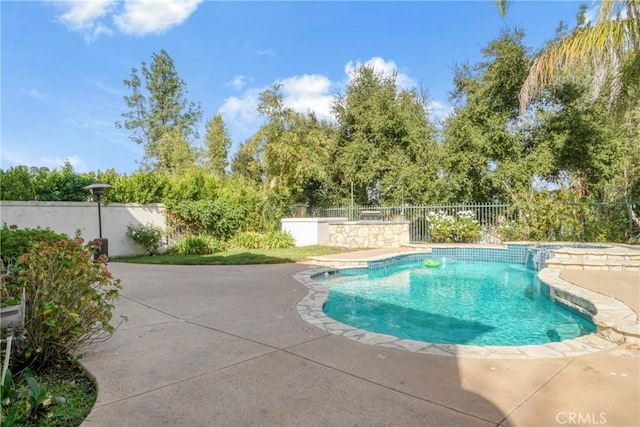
[328,221,410,248]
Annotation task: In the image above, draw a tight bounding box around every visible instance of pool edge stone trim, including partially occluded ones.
[293,265,627,359]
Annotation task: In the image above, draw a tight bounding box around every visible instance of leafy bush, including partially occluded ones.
[172,234,223,255]
[452,210,481,242]
[229,232,263,249]
[0,225,68,266]
[15,238,122,365]
[262,230,295,249]
[126,223,164,255]
[426,210,480,243]
[426,211,455,243]
[168,200,245,241]
[229,231,295,249]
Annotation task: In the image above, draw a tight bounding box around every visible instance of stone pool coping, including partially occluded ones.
[294,250,639,359]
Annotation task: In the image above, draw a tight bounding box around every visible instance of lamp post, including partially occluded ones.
[84,183,112,259]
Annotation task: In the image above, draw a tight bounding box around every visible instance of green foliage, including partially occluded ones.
[99,170,169,204]
[452,210,482,242]
[0,163,95,202]
[332,65,441,205]
[426,210,481,243]
[442,28,532,203]
[1,368,17,427]
[116,49,202,172]
[0,225,68,267]
[125,223,164,255]
[23,368,56,421]
[168,199,245,240]
[0,367,71,427]
[156,128,197,175]
[172,234,223,255]
[229,231,295,249]
[204,114,232,176]
[495,190,633,242]
[0,166,35,201]
[15,238,122,365]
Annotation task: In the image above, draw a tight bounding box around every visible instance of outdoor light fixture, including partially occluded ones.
[84,183,112,259]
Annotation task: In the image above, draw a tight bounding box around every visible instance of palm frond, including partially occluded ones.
[495,0,510,17]
[520,4,640,113]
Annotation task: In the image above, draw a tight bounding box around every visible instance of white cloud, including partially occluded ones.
[85,23,113,43]
[428,100,453,122]
[226,75,252,91]
[278,74,333,120]
[345,57,416,90]
[256,48,277,57]
[56,0,115,42]
[58,0,115,28]
[219,88,264,134]
[55,0,202,41]
[22,88,47,99]
[114,0,203,36]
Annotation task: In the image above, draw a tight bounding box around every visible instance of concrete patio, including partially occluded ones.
[80,261,639,427]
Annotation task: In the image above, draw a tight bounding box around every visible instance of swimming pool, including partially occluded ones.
[319,259,596,346]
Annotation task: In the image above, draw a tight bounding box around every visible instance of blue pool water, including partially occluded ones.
[321,260,596,346]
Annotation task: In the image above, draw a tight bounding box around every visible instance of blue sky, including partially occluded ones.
[1,1,593,175]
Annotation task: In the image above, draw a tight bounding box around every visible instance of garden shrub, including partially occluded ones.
[426,210,481,243]
[452,210,481,242]
[229,231,295,249]
[126,223,164,255]
[0,225,68,266]
[426,211,455,243]
[15,238,122,366]
[173,234,223,255]
[168,199,245,241]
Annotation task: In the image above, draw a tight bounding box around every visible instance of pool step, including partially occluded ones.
[546,258,640,271]
[547,247,640,271]
[552,247,640,261]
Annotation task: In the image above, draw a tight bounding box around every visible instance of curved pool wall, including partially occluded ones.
[294,243,637,359]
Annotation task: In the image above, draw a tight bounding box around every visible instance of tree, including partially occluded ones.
[248,85,336,205]
[441,28,533,203]
[230,139,263,183]
[0,166,35,200]
[156,128,196,175]
[204,114,232,176]
[497,0,640,113]
[331,65,440,205]
[116,49,202,170]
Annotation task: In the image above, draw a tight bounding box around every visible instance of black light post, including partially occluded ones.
[84,184,112,259]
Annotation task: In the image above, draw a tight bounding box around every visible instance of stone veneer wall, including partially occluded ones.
[328,221,410,248]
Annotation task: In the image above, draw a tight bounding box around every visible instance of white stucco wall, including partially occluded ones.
[281,217,348,246]
[0,201,166,257]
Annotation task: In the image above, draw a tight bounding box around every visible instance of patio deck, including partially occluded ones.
[79,259,639,427]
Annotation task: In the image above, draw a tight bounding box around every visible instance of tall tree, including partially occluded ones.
[156,128,196,175]
[253,85,336,205]
[204,114,232,176]
[331,66,440,205]
[497,0,640,113]
[116,49,202,171]
[441,28,532,203]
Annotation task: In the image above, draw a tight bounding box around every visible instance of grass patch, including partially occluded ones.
[112,245,357,265]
